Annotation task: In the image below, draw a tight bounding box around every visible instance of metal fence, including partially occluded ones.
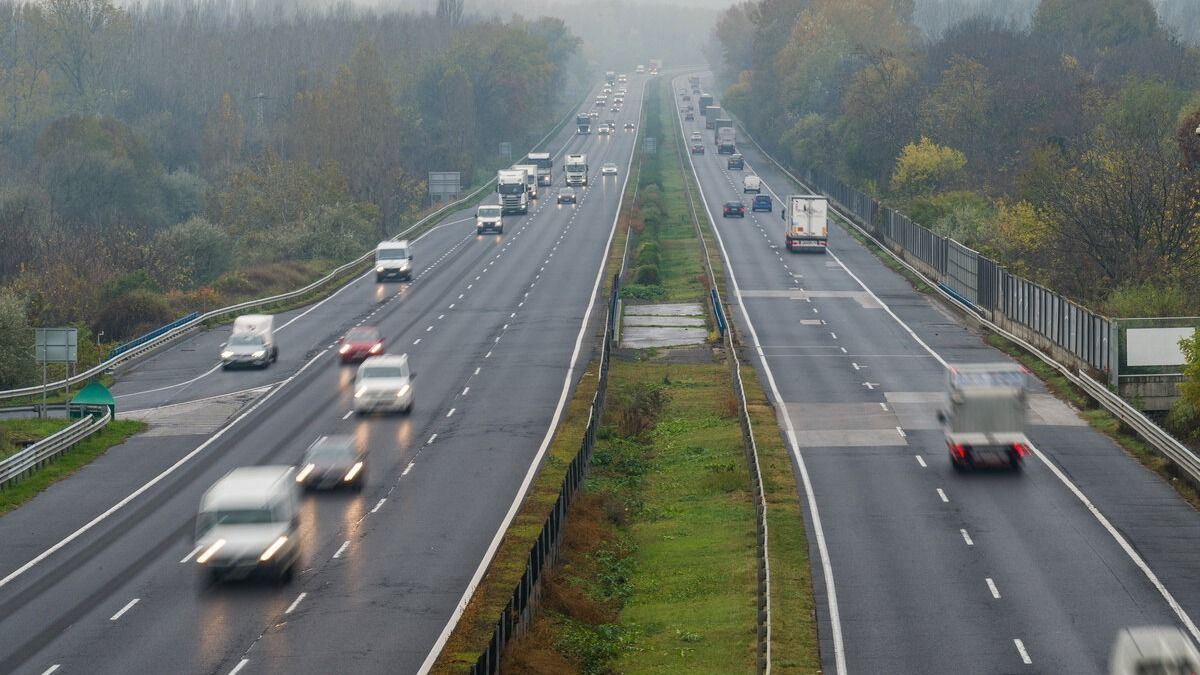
[106,312,200,361]
[0,411,111,490]
[800,165,1112,374]
[469,276,619,675]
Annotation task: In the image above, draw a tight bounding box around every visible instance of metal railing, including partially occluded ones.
[0,411,111,491]
[737,120,1200,492]
[0,98,589,403]
[106,312,200,361]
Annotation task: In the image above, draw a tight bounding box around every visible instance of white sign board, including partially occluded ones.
[35,327,77,364]
[1126,327,1192,367]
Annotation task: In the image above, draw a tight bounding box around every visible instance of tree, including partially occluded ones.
[1171,329,1200,442]
[202,93,244,173]
[836,53,921,182]
[154,217,232,287]
[0,289,35,388]
[41,0,131,113]
[922,56,992,164]
[1033,0,1161,52]
[890,137,967,196]
[436,0,464,30]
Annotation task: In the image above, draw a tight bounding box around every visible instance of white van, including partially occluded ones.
[1109,626,1200,675]
[354,354,414,414]
[221,314,276,369]
[476,203,503,235]
[194,466,301,583]
[375,240,413,282]
[742,175,762,193]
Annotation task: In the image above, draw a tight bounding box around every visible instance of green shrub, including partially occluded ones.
[1101,282,1196,318]
[633,265,660,285]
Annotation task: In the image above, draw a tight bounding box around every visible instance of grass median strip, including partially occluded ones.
[0,419,145,515]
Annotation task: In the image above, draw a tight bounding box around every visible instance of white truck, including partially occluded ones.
[374,239,412,281]
[605,70,616,85]
[193,466,300,583]
[476,202,503,234]
[527,152,553,186]
[782,195,829,252]
[221,314,277,369]
[938,363,1030,471]
[512,163,538,200]
[497,169,530,214]
[717,126,737,154]
[742,175,761,193]
[565,153,588,187]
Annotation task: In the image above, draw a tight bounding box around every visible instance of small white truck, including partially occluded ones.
[221,314,277,369]
[938,363,1030,471]
[742,175,761,193]
[374,240,412,281]
[782,195,828,252]
[476,202,503,235]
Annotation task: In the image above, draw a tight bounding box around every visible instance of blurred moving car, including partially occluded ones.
[752,194,773,212]
[557,187,577,204]
[338,326,384,363]
[723,201,745,218]
[296,435,366,492]
[194,466,300,584]
[727,154,744,170]
[601,163,619,176]
[353,354,414,414]
[624,122,636,131]
[598,123,611,135]
[221,314,277,369]
[691,143,705,154]
[1109,626,1200,675]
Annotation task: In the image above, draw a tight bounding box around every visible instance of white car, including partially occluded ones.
[353,354,414,414]
[601,163,619,176]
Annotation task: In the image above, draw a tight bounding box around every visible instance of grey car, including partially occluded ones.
[296,436,366,491]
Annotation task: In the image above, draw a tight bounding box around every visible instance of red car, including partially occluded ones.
[691,143,705,154]
[338,326,384,363]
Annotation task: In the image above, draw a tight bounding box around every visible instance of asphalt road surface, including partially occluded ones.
[678,72,1200,674]
[0,77,647,675]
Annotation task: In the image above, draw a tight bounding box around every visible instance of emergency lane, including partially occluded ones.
[677,73,1200,674]
[0,75,648,675]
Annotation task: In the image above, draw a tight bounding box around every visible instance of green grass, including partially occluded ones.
[0,418,73,459]
[0,419,145,514]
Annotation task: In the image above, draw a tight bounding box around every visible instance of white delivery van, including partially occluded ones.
[476,202,503,235]
[194,466,301,583]
[375,240,413,282]
[353,354,414,414]
[1109,626,1200,675]
[742,175,762,193]
[221,314,277,369]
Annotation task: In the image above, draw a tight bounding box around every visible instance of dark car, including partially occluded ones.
[691,143,705,154]
[624,122,636,131]
[337,326,384,363]
[752,194,773,212]
[296,435,366,491]
[727,154,744,170]
[723,201,745,218]
[557,187,577,204]
[685,111,695,121]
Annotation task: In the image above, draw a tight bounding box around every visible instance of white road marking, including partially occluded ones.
[1014,638,1031,665]
[474,367,480,375]
[961,529,974,546]
[39,666,60,675]
[461,387,470,396]
[446,408,456,418]
[830,332,837,340]
[342,411,353,420]
[403,463,415,476]
[915,455,927,468]
[286,592,307,614]
[180,545,203,563]
[426,326,433,332]
[333,541,349,559]
[879,402,888,410]
[896,426,906,438]
[414,338,421,345]
[428,434,437,444]
[371,498,387,513]
[229,659,249,675]
[438,314,445,320]
[936,488,948,503]
[110,598,139,621]
[987,578,1001,599]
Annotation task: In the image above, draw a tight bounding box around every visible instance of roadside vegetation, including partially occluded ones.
[0,0,583,389]
[0,419,144,514]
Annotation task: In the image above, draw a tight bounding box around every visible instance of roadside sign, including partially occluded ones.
[35,327,77,364]
[428,171,462,203]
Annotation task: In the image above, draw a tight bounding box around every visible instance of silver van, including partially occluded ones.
[194,466,301,584]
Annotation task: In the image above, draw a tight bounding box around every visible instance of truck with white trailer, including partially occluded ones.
[938,364,1031,471]
[576,113,591,135]
[782,195,829,252]
[497,169,530,214]
[717,126,736,154]
[512,164,538,200]
[527,152,553,186]
[565,153,588,187]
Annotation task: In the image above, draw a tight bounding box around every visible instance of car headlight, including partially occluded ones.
[399,262,410,270]
[369,343,382,353]
[397,384,410,398]
[296,463,315,482]
[221,350,234,359]
[259,536,288,562]
[338,344,351,354]
[376,266,385,272]
[196,539,226,564]
[252,350,266,359]
[344,462,363,482]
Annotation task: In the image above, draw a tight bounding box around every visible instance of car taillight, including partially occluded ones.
[951,443,966,459]
[1012,442,1028,457]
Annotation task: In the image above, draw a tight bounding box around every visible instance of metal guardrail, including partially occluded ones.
[0,99,588,403]
[0,411,111,491]
[671,78,771,672]
[737,115,1200,492]
[106,311,200,361]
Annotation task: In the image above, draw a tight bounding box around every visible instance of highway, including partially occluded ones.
[677,73,1200,673]
[0,77,646,675]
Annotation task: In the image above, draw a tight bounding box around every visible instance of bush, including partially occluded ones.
[95,288,174,340]
[620,284,666,301]
[610,381,669,437]
[1101,282,1196,318]
[633,265,660,285]
[0,289,36,388]
[154,216,233,286]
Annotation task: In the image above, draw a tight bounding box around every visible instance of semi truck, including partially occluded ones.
[698,94,714,113]
[497,169,530,214]
[705,106,722,129]
[782,195,829,252]
[688,75,701,89]
[717,125,736,154]
[605,70,616,85]
[527,152,553,186]
[512,164,538,200]
[938,364,1030,471]
[649,59,662,74]
[577,113,591,135]
[565,153,588,187]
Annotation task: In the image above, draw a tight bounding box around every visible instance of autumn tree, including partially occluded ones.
[1033,0,1161,52]
[202,93,244,174]
[890,137,967,196]
[41,0,130,113]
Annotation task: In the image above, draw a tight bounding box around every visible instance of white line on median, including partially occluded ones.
[110,598,139,621]
[285,592,307,614]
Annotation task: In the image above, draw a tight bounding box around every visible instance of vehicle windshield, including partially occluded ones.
[531,159,552,169]
[478,206,502,217]
[559,189,574,195]
[498,183,524,195]
[566,163,585,172]
[306,443,356,462]
[345,328,379,342]
[360,366,407,379]
[377,248,407,260]
[197,507,278,535]
[228,334,263,346]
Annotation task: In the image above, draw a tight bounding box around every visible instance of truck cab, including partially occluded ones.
[512,164,538,200]
[939,364,1030,471]
[576,113,591,135]
[497,169,530,214]
[527,152,553,186]
[565,153,588,187]
[476,202,503,234]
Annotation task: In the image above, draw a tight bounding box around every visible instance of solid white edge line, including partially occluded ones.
[285,592,307,614]
[675,74,844,675]
[109,597,139,621]
[228,658,249,675]
[0,349,329,591]
[416,75,648,675]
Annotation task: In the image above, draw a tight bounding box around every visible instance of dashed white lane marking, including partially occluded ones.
[438,314,445,320]
[229,658,249,675]
[180,545,203,563]
[915,455,927,468]
[403,463,415,477]
[896,426,906,438]
[879,402,888,410]
[333,541,350,559]
[414,338,421,345]
[485,351,492,358]
[110,598,139,621]
[461,387,470,396]
[39,666,60,675]
[426,326,433,332]
[830,332,838,340]
[987,578,1001,599]
[371,498,387,513]
[961,529,974,546]
[286,592,307,614]
[446,408,456,418]
[1014,639,1031,665]
[428,434,438,444]
[936,488,949,503]
[474,367,481,375]
[342,411,353,420]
